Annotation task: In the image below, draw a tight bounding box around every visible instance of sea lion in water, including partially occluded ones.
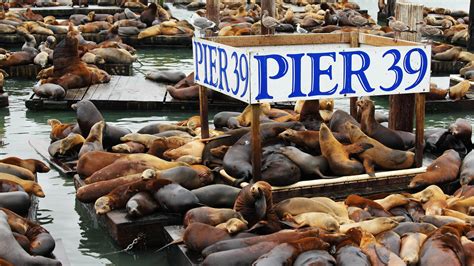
[192,184,241,208]
[183,207,246,227]
[0,211,60,265]
[0,173,44,197]
[461,150,474,185]
[153,183,200,213]
[126,191,159,218]
[319,123,370,176]
[345,122,414,176]
[400,232,427,265]
[279,146,331,178]
[358,98,405,150]
[409,149,461,188]
[282,212,340,232]
[78,120,104,158]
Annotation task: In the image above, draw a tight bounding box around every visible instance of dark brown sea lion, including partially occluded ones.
[213,111,242,129]
[0,211,60,265]
[319,123,369,176]
[183,207,246,227]
[223,122,304,184]
[126,191,159,218]
[455,185,474,198]
[358,98,405,150]
[140,3,158,27]
[0,51,36,67]
[78,120,104,158]
[345,122,414,176]
[419,224,469,266]
[253,237,330,265]
[76,151,127,178]
[202,128,250,168]
[192,184,241,208]
[409,149,461,188]
[0,191,30,215]
[298,100,323,130]
[260,144,301,186]
[95,178,173,214]
[13,231,31,252]
[233,181,280,233]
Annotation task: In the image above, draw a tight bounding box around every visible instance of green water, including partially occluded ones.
[2,47,474,265]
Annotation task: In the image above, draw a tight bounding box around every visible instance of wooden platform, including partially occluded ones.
[25,75,248,111]
[10,5,142,19]
[29,139,77,177]
[74,175,182,249]
[4,63,132,79]
[431,60,467,76]
[162,225,200,266]
[0,33,192,48]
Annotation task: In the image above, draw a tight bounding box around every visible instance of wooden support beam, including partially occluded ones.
[251,104,262,181]
[389,2,423,133]
[469,0,474,51]
[415,93,425,167]
[349,31,359,118]
[261,0,275,35]
[210,33,351,47]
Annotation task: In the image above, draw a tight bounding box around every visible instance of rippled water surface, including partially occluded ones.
[1,1,474,265]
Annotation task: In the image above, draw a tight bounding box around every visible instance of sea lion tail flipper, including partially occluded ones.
[345,142,374,155]
[154,238,183,253]
[199,134,231,142]
[314,168,337,179]
[279,220,301,229]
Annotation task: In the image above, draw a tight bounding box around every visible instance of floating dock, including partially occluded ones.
[25,75,248,111]
[4,63,132,79]
[10,5,142,19]
[29,139,77,177]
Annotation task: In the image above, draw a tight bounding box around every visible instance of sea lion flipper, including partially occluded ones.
[363,159,376,177]
[255,194,267,221]
[279,220,301,229]
[154,238,183,253]
[314,168,337,179]
[374,244,391,264]
[345,142,374,155]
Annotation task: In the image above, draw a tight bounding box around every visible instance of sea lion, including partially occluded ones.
[90,48,136,64]
[223,122,304,184]
[336,242,370,266]
[183,207,246,227]
[78,120,104,158]
[279,146,331,178]
[420,215,466,227]
[213,111,241,129]
[409,149,461,188]
[419,224,469,266]
[153,183,200,213]
[282,212,340,232]
[147,136,192,158]
[260,144,302,186]
[447,196,474,214]
[0,173,44,197]
[81,52,105,64]
[357,98,405,150]
[374,194,410,211]
[0,162,35,181]
[412,184,447,203]
[139,3,157,27]
[0,211,60,265]
[192,184,241,208]
[376,230,401,255]
[427,85,448,100]
[340,217,399,235]
[348,206,372,222]
[253,237,330,266]
[448,118,472,151]
[163,140,205,161]
[76,151,127,178]
[47,119,75,141]
[233,181,280,233]
[111,141,146,153]
[275,197,339,220]
[158,166,211,190]
[319,123,369,176]
[329,109,360,135]
[120,133,160,148]
[393,222,437,236]
[433,46,462,61]
[202,128,250,168]
[294,250,336,266]
[345,122,414,176]
[0,179,25,192]
[85,153,188,184]
[278,128,350,154]
[454,185,474,198]
[215,218,248,234]
[126,191,159,218]
[137,123,195,135]
[95,178,173,214]
[400,232,427,265]
[360,231,406,266]
[462,237,474,265]
[58,133,85,156]
[145,70,186,83]
[449,80,470,100]
[345,194,392,217]
[0,191,30,215]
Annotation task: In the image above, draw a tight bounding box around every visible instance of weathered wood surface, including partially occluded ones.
[29,139,77,176]
[3,63,132,79]
[162,226,200,266]
[10,5,142,18]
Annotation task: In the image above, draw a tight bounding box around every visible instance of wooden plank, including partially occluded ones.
[199,86,209,139]
[359,33,421,47]
[109,75,133,101]
[94,76,122,101]
[209,33,351,47]
[349,32,359,118]
[415,93,425,167]
[251,104,261,182]
[469,0,474,51]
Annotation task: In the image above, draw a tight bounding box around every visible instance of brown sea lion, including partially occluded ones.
[125,191,159,218]
[47,119,75,141]
[0,163,35,181]
[78,120,104,158]
[449,80,470,100]
[253,237,330,265]
[345,122,414,176]
[409,149,461,188]
[357,98,405,150]
[233,181,280,233]
[447,196,474,214]
[111,141,146,153]
[374,194,410,211]
[95,178,173,214]
[348,206,372,222]
[183,222,232,252]
[278,129,349,154]
[427,84,448,100]
[0,173,44,197]
[454,185,474,198]
[76,151,127,178]
[433,46,462,61]
[419,224,469,266]
[183,207,246,228]
[319,123,370,176]
[139,3,157,27]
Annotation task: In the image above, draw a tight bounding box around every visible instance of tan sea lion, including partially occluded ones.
[58,133,85,155]
[137,24,161,39]
[78,120,104,158]
[449,80,470,100]
[345,122,414,176]
[374,194,410,211]
[409,149,461,188]
[215,218,248,234]
[411,185,447,203]
[120,133,160,148]
[111,141,146,153]
[310,197,350,222]
[340,217,399,235]
[447,196,474,214]
[275,197,339,220]
[400,232,427,265]
[0,173,44,197]
[319,123,369,176]
[184,207,246,228]
[282,212,340,233]
[432,46,462,61]
[163,140,205,161]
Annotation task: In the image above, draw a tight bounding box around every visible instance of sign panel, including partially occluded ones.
[193,38,431,104]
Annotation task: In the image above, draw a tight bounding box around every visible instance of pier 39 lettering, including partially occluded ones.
[193,38,431,104]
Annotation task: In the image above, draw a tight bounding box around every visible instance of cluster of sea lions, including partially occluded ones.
[164,181,474,266]
[424,118,472,158]
[420,6,469,44]
[0,156,60,265]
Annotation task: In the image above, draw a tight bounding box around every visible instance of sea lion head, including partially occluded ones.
[47,119,61,127]
[378,217,399,231]
[319,123,331,139]
[223,218,248,234]
[32,183,45,197]
[32,159,50,173]
[95,196,112,214]
[59,133,84,155]
[112,143,132,153]
[343,121,364,141]
[320,98,334,111]
[141,169,157,180]
[278,129,297,142]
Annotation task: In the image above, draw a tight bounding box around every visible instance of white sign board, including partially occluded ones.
[193,37,431,104]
